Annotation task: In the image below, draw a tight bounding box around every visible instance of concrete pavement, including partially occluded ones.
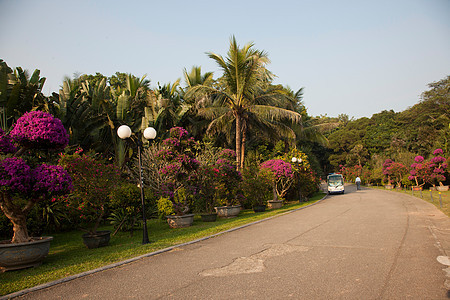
[9,185,450,299]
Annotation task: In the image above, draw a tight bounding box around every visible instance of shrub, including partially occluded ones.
[156,127,199,215]
[241,166,272,207]
[0,112,72,243]
[59,151,120,234]
[261,159,294,201]
[212,149,242,206]
[108,183,156,233]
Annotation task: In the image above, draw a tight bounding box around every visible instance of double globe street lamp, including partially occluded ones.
[291,157,303,202]
[117,125,157,244]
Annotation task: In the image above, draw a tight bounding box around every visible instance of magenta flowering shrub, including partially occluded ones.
[261,159,294,179]
[0,112,72,243]
[0,157,32,193]
[414,156,424,163]
[408,150,448,187]
[32,164,73,196]
[10,111,69,149]
[382,160,408,188]
[430,148,447,185]
[156,127,200,215]
[0,129,17,154]
[260,159,294,201]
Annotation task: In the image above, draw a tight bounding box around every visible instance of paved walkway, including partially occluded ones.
[11,186,450,299]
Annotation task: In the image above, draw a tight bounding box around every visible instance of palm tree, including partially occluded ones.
[186,36,302,170]
[183,66,214,92]
[0,60,50,129]
[151,79,191,138]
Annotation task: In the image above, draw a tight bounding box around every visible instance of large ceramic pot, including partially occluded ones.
[200,213,217,222]
[267,200,283,209]
[0,236,53,272]
[215,205,241,218]
[82,231,111,249]
[252,205,266,213]
[437,185,449,192]
[166,214,195,228]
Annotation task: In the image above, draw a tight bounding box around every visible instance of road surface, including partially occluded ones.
[10,185,450,299]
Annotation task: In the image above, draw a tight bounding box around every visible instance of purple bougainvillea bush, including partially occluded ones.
[431,148,448,186]
[0,112,72,243]
[10,111,69,150]
[260,159,294,201]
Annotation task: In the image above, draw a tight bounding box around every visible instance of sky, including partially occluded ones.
[0,0,449,118]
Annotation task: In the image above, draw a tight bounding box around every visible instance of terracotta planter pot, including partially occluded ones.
[200,213,217,222]
[166,214,195,228]
[0,236,53,272]
[82,231,111,249]
[215,205,241,218]
[267,200,283,209]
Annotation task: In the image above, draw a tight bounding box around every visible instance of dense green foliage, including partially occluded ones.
[316,76,449,185]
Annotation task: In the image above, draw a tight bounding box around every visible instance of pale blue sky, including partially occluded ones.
[1,0,449,118]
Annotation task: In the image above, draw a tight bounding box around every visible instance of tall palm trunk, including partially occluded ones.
[235,113,242,171]
[240,122,247,170]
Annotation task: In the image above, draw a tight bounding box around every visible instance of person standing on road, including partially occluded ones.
[355,176,361,190]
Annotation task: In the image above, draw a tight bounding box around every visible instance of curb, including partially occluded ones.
[2,194,328,299]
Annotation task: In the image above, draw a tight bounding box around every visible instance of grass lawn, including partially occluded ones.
[369,186,450,217]
[1,192,325,297]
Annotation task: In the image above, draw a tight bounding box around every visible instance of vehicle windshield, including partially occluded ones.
[328,176,343,187]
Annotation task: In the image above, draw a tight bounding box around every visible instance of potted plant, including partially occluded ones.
[156,127,199,228]
[382,159,395,189]
[430,148,448,191]
[0,112,73,271]
[194,164,218,221]
[59,150,121,248]
[241,165,272,213]
[260,159,294,209]
[212,149,243,218]
[408,156,432,190]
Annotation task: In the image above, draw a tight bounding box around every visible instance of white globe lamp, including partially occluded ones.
[117,125,132,139]
[143,127,157,140]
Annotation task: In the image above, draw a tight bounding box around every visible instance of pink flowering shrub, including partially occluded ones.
[156,127,200,215]
[261,159,294,201]
[430,148,447,186]
[0,112,73,243]
[382,159,408,188]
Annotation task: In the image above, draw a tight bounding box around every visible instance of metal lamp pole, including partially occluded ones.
[291,157,303,202]
[117,125,156,245]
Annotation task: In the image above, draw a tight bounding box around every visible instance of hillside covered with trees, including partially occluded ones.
[314,76,449,186]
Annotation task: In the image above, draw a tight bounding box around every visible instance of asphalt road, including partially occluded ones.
[12,185,450,299]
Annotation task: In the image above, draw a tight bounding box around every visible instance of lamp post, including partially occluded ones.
[291,157,303,202]
[117,125,157,244]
